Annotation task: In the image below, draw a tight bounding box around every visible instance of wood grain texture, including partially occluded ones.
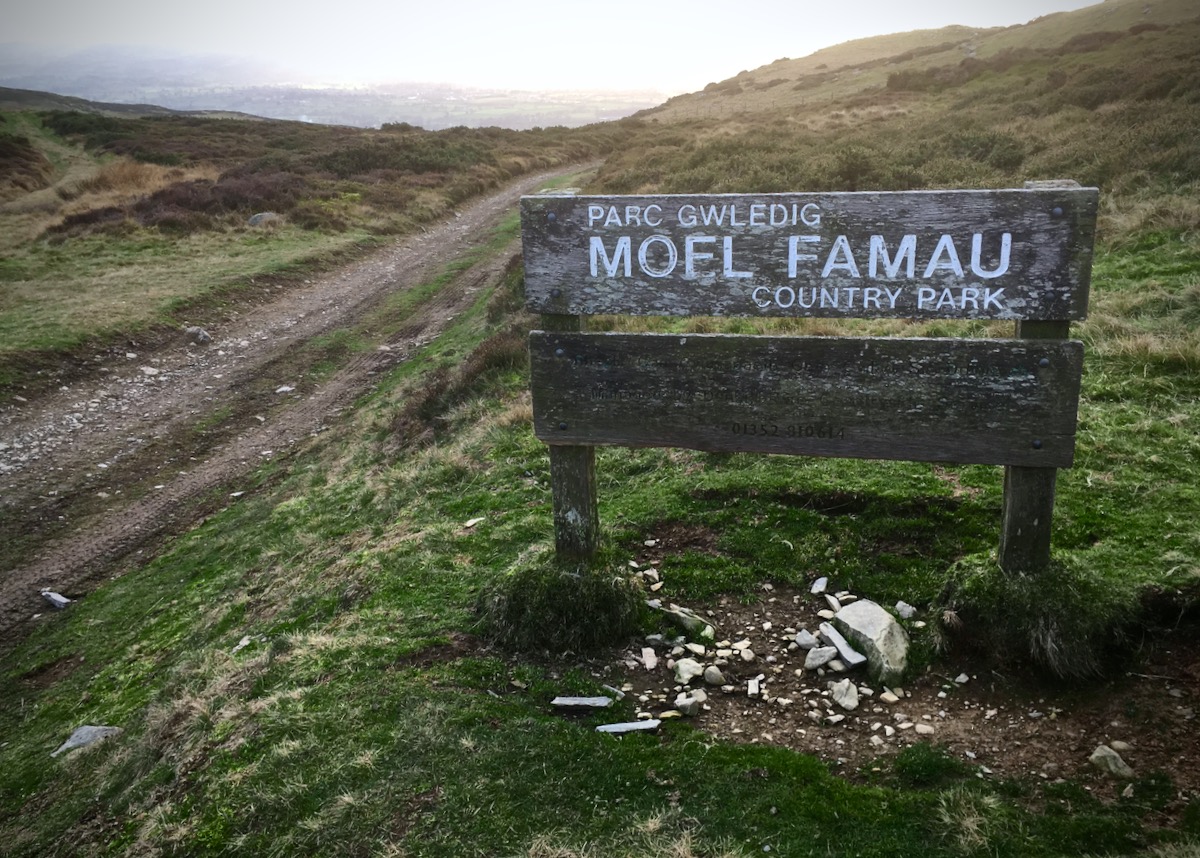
[521,189,1098,320]
[531,332,1084,468]
[999,465,1059,572]
[538,311,599,559]
[998,317,1071,571]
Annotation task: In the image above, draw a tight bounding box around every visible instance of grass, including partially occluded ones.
[0,226,373,356]
[4,0,1200,852]
[0,112,624,393]
[4,222,1200,854]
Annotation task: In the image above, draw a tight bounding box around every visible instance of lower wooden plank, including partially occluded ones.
[530,332,1083,468]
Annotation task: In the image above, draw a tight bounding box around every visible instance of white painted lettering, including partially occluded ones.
[775,286,796,308]
[624,205,642,227]
[603,206,623,228]
[923,234,964,278]
[970,232,1011,279]
[843,287,860,307]
[730,206,746,227]
[787,235,820,277]
[821,235,861,279]
[983,288,1006,311]
[868,234,916,279]
[960,287,980,311]
[797,287,818,309]
[638,235,677,278]
[700,205,727,227]
[863,287,882,309]
[752,286,772,308]
[917,286,937,308]
[644,204,663,227]
[770,204,789,226]
[885,286,902,308]
[800,203,821,227]
[934,288,957,311]
[685,235,716,278]
[750,204,766,226]
[587,204,605,227]
[723,236,751,279]
[820,287,840,308]
[590,236,631,277]
[677,204,697,228]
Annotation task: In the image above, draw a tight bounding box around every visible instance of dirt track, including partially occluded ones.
[0,166,588,650]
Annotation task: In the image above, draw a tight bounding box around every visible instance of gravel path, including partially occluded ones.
[0,165,588,649]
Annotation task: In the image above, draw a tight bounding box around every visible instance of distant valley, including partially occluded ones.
[0,44,666,129]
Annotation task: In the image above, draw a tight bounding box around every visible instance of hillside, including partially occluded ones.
[3,1,1200,855]
[0,85,261,120]
[645,0,1198,123]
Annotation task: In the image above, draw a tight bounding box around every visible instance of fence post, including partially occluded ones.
[540,312,599,561]
[998,319,1070,573]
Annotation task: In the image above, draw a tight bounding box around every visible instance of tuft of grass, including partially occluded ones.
[934,786,1010,855]
[476,554,646,654]
[893,743,973,789]
[932,552,1142,679]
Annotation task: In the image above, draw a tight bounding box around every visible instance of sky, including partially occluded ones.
[6,0,1102,93]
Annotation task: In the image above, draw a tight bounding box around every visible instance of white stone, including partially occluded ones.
[830,679,859,711]
[703,665,727,686]
[1089,745,1135,778]
[674,658,705,685]
[895,601,917,619]
[794,630,819,650]
[641,647,658,670]
[597,720,660,734]
[804,647,838,669]
[51,726,123,757]
[833,600,909,685]
[40,589,71,610]
[552,696,613,710]
[915,723,935,735]
[810,576,829,595]
[674,693,702,717]
[818,622,868,667]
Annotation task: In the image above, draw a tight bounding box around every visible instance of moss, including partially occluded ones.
[933,551,1141,678]
[476,556,646,653]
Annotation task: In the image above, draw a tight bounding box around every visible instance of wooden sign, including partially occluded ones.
[531,332,1083,468]
[521,189,1098,320]
[520,183,1097,570]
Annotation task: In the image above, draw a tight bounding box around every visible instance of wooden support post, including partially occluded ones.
[998,320,1071,573]
[541,312,599,561]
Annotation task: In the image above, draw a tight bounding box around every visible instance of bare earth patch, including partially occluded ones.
[601,579,1200,829]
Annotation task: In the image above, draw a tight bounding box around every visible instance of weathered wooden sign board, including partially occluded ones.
[531,332,1083,468]
[522,189,1097,320]
[520,185,1099,572]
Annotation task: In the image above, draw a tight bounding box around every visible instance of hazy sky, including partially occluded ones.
[8,0,1102,92]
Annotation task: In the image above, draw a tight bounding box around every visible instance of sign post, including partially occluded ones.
[520,185,1098,571]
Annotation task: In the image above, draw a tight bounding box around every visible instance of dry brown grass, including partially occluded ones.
[57,159,220,218]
